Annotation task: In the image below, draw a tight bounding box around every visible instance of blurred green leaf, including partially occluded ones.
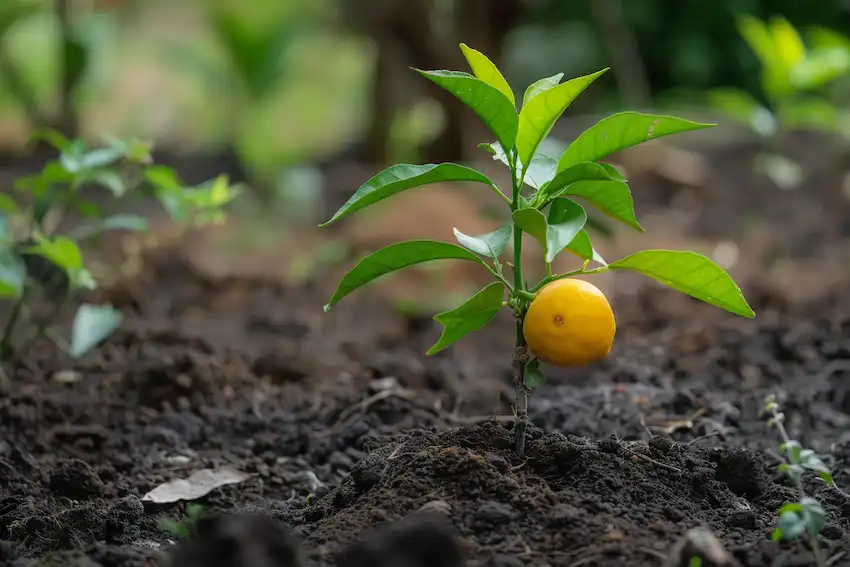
[453,224,512,259]
[608,250,755,318]
[769,16,805,72]
[557,112,714,172]
[524,358,545,389]
[70,303,122,358]
[791,47,850,90]
[63,36,89,94]
[708,88,777,137]
[460,43,515,106]
[324,240,487,311]
[427,281,504,355]
[802,497,825,536]
[0,195,20,215]
[416,70,518,151]
[516,68,607,170]
[322,164,495,226]
[71,214,148,240]
[0,247,26,298]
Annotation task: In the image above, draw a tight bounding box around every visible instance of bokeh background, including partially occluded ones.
[1,0,849,323]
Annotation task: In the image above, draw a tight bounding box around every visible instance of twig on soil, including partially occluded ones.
[445,414,516,425]
[622,445,682,474]
[638,414,654,439]
[336,387,416,424]
[687,431,721,446]
[826,551,848,567]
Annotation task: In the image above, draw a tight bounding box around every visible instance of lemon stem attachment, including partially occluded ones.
[509,149,530,457]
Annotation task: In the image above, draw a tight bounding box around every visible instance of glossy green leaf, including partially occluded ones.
[564,230,607,266]
[562,180,643,231]
[70,303,123,358]
[536,162,623,205]
[322,163,495,226]
[608,250,755,318]
[513,199,587,264]
[460,43,515,106]
[517,68,607,170]
[325,240,486,310]
[558,112,714,171]
[522,73,564,108]
[482,142,557,190]
[0,247,26,298]
[453,224,512,259]
[545,198,588,264]
[427,282,505,354]
[523,358,545,390]
[416,70,518,150]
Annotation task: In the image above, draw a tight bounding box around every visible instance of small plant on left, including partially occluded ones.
[0,129,241,364]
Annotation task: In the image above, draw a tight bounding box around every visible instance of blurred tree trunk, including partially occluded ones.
[348,0,528,165]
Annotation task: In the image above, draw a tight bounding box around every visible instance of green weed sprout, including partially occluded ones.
[160,503,205,541]
[709,15,850,189]
[0,130,241,363]
[764,395,849,566]
[321,44,755,455]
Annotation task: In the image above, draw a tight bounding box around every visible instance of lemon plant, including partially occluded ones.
[0,130,240,364]
[322,44,755,455]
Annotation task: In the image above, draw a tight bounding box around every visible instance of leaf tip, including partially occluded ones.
[322,303,332,313]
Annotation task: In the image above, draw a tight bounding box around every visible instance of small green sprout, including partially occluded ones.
[321,44,754,456]
[763,395,847,566]
[159,503,205,541]
[0,130,241,364]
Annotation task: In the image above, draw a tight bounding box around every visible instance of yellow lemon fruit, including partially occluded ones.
[523,278,616,367]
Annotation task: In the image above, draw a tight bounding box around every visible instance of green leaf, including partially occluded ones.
[0,194,20,215]
[427,282,504,355]
[802,497,826,536]
[86,170,126,197]
[777,510,807,540]
[482,142,557,190]
[28,128,72,152]
[799,449,830,474]
[792,47,850,90]
[0,247,26,298]
[63,36,89,95]
[416,70,518,151]
[778,503,804,515]
[536,162,625,205]
[817,471,835,486]
[459,43,515,106]
[608,250,755,318]
[564,230,607,266]
[145,166,183,191]
[517,68,607,170]
[557,112,715,172]
[513,199,588,264]
[324,240,487,311]
[70,304,123,358]
[708,88,778,137]
[321,164,495,226]
[453,225,512,259]
[31,236,84,271]
[60,140,88,174]
[781,440,803,464]
[523,358,545,390]
[80,147,124,170]
[545,198,588,264]
[522,73,564,108]
[562,180,643,231]
[737,15,791,100]
[72,214,149,240]
[769,16,805,72]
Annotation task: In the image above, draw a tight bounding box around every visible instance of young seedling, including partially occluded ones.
[762,394,847,566]
[0,130,241,364]
[321,44,755,456]
[709,16,850,189]
[160,503,205,541]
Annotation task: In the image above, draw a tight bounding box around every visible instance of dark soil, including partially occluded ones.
[1,134,850,567]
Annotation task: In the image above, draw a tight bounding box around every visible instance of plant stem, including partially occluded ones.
[0,292,26,361]
[768,402,824,567]
[509,150,529,456]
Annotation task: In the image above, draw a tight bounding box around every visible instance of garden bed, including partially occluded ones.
[0,133,849,567]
